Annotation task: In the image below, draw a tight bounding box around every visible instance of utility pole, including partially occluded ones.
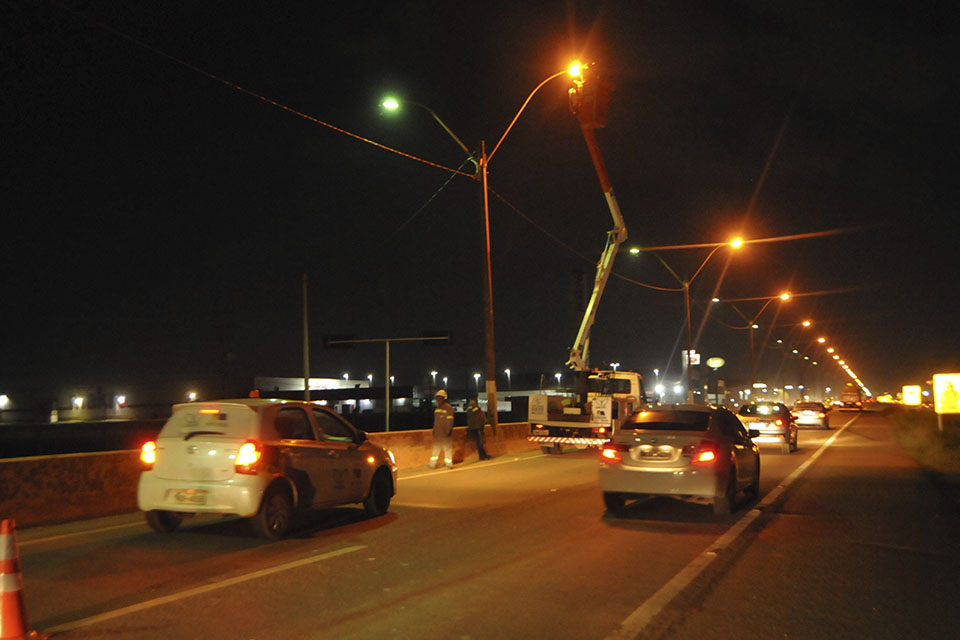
[302,273,310,401]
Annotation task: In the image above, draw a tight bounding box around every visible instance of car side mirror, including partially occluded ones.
[748,428,760,439]
[356,430,368,444]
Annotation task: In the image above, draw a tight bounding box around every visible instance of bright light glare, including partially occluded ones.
[568,61,582,76]
[236,442,261,467]
[780,292,791,301]
[694,450,716,464]
[730,237,743,249]
[381,97,400,111]
[140,441,156,465]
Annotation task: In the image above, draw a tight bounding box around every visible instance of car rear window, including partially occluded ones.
[795,403,822,410]
[739,404,779,416]
[624,410,711,431]
[159,405,259,440]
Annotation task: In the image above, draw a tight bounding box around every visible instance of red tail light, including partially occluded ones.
[600,442,625,463]
[235,440,263,474]
[775,418,784,426]
[140,441,157,468]
[818,412,826,419]
[692,441,719,465]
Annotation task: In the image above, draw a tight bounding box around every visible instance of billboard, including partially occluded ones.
[901,385,922,406]
[932,373,960,414]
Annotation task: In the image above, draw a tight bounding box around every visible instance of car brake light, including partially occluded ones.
[235,440,263,474]
[775,418,784,426]
[140,441,157,467]
[692,442,718,465]
[600,442,623,463]
[819,412,826,418]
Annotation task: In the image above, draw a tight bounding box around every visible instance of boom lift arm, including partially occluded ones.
[566,64,627,372]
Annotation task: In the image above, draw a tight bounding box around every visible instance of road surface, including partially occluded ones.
[13,409,958,639]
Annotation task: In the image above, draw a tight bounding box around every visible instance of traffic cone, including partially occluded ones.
[0,519,44,640]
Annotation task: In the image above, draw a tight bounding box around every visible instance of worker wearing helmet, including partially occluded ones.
[429,389,455,469]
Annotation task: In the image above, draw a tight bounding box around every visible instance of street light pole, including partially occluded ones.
[479,139,498,423]
[381,68,573,429]
[643,241,739,404]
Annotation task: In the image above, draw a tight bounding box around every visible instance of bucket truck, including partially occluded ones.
[528,63,647,454]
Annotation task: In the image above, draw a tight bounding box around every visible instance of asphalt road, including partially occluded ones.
[13,409,958,639]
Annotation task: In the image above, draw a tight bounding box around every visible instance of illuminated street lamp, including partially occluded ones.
[430,370,438,386]
[187,391,197,402]
[367,374,373,385]
[610,362,620,372]
[634,237,743,403]
[381,64,578,429]
[474,372,481,390]
[343,373,349,381]
[504,368,511,389]
[442,376,448,387]
[555,372,562,387]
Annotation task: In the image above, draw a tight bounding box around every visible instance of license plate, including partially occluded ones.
[172,489,207,505]
[640,450,670,459]
[531,429,550,436]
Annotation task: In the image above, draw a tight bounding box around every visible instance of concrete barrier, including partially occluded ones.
[0,423,538,529]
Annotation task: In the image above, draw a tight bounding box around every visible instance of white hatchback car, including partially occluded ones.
[138,398,397,539]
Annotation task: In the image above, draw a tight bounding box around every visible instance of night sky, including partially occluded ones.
[3,1,957,401]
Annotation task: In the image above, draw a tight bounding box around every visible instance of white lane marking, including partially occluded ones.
[605,414,860,640]
[19,521,145,547]
[43,544,366,633]
[399,453,544,480]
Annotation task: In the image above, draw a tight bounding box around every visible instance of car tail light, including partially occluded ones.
[775,418,784,426]
[235,440,263,474]
[818,412,826,419]
[600,442,626,463]
[691,441,719,466]
[140,441,157,468]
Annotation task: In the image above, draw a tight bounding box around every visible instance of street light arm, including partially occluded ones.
[410,101,478,168]
[649,251,685,287]
[488,69,569,162]
[688,244,724,285]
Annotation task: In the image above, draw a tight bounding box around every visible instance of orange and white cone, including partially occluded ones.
[0,519,43,640]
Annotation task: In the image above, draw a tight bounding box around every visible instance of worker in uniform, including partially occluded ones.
[466,393,491,460]
[429,389,455,469]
